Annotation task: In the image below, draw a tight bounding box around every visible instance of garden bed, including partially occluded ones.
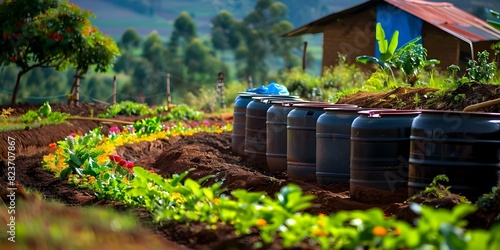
[2,83,500,249]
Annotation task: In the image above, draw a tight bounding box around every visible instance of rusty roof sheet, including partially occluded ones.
[281,0,500,43]
[386,0,500,42]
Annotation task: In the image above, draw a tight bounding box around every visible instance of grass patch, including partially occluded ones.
[0,195,168,249]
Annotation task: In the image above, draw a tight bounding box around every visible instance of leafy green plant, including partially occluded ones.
[163,104,204,122]
[37,101,52,118]
[45,111,70,124]
[58,128,106,180]
[410,203,478,249]
[407,175,470,204]
[392,37,440,86]
[133,117,164,137]
[99,101,153,118]
[21,110,41,124]
[476,187,499,208]
[465,50,497,83]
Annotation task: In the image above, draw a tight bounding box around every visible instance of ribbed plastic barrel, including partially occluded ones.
[350,110,420,203]
[287,103,357,181]
[231,93,254,156]
[409,110,500,200]
[316,107,366,184]
[266,101,321,172]
[244,96,299,166]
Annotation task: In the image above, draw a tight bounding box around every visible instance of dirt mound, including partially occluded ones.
[337,83,500,112]
[1,102,109,117]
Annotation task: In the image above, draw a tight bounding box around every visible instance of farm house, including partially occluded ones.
[281,0,500,72]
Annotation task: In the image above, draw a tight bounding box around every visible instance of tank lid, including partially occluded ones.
[292,103,358,109]
[251,95,299,100]
[358,109,421,118]
[263,99,304,104]
[417,109,500,116]
[281,101,327,107]
[324,107,368,111]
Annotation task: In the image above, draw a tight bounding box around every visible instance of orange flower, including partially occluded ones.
[317,220,326,227]
[49,142,57,150]
[393,228,402,236]
[318,213,326,217]
[256,219,267,227]
[372,226,387,237]
[312,228,327,237]
[212,198,220,205]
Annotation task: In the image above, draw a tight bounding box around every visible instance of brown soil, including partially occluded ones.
[2,83,500,249]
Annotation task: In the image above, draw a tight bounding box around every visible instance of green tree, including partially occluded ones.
[237,0,298,83]
[113,52,136,74]
[168,11,197,56]
[270,20,302,69]
[211,10,241,54]
[0,0,120,104]
[142,30,165,68]
[120,27,142,50]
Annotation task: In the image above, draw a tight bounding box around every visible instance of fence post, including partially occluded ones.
[112,75,117,105]
[75,75,82,106]
[247,74,253,89]
[166,73,171,107]
[302,41,308,72]
[216,72,226,109]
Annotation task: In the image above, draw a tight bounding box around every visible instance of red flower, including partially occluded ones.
[109,154,121,163]
[49,142,57,150]
[118,159,127,167]
[124,161,134,169]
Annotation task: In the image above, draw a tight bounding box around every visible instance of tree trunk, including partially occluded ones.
[11,70,25,105]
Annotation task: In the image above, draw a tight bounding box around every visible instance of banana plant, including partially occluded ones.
[488,9,500,56]
[356,22,399,70]
[487,9,500,30]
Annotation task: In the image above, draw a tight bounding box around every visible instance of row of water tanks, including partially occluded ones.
[231,93,500,201]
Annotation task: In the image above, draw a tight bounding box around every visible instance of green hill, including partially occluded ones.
[73,0,500,40]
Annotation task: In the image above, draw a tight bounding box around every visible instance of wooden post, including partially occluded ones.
[216,72,226,109]
[112,75,117,105]
[302,41,308,71]
[247,75,253,89]
[75,75,81,106]
[166,73,171,106]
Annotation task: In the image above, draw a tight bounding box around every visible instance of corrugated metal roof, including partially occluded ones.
[386,0,500,42]
[281,0,500,43]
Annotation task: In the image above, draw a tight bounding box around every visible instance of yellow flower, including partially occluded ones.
[372,226,387,237]
[312,228,327,237]
[256,219,267,227]
[317,220,326,228]
[171,192,181,199]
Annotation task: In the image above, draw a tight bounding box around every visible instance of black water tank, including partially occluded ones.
[350,110,420,203]
[409,110,500,200]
